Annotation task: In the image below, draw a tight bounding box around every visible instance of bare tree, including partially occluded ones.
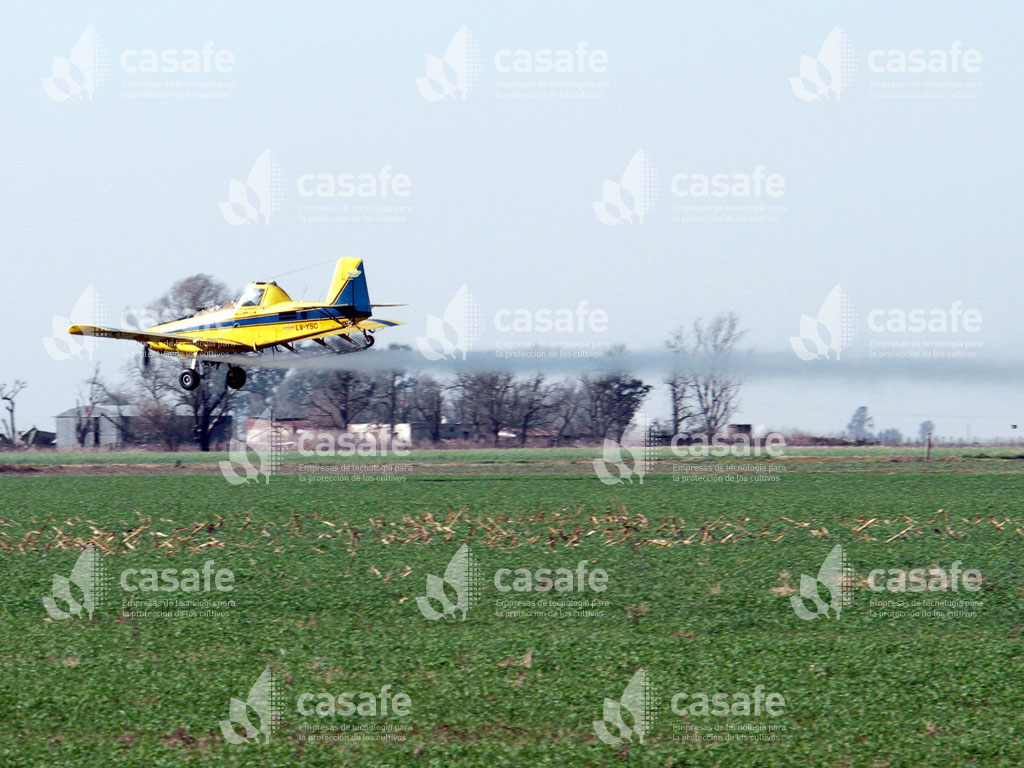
[303,371,378,430]
[878,428,903,445]
[509,374,555,447]
[183,371,236,451]
[847,406,874,441]
[133,397,186,451]
[75,366,138,448]
[128,358,185,450]
[407,375,448,443]
[149,273,236,322]
[240,366,289,415]
[579,373,651,441]
[665,327,695,436]
[549,379,585,445]
[73,373,102,448]
[73,404,98,448]
[141,275,239,451]
[665,312,746,439]
[0,381,27,448]
[448,377,481,437]
[454,372,516,445]
[370,366,414,429]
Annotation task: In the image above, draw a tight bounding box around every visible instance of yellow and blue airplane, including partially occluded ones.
[69,258,402,391]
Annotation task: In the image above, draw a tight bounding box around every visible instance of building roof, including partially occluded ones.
[54,404,141,419]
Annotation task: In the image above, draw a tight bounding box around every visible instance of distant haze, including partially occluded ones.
[4,3,1021,441]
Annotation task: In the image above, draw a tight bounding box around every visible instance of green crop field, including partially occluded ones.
[1,450,1021,767]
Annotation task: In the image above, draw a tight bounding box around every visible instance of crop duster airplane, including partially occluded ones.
[68,258,402,391]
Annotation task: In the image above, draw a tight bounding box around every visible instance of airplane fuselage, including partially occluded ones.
[146,301,372,354]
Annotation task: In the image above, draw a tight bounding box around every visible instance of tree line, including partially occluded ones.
[21,273,748,452]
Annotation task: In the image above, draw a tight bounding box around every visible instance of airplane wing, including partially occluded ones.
[199,317,406,366]
[294,317,404,344]
[68,324,248,352]
[355,318,404,331]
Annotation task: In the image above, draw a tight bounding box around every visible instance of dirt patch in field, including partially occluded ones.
[0,462,222,476]
[0,463,40,473]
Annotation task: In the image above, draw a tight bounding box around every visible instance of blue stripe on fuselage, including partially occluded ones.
[164,307,370,335]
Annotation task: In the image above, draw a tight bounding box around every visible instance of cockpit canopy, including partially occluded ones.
[237,282,292,309]
[238,284,265,307]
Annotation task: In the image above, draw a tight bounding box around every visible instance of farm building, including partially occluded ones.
[54,404,232,450]
[18,426,56,448]
[54,404,139,449]
[240,417,483,448]
[244,416,413,449]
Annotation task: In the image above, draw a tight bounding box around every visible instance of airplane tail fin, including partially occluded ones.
[326,258,371,313]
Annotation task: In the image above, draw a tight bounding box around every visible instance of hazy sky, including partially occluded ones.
[4,2,1022,440]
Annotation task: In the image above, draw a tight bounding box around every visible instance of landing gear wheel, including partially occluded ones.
[179,369,201,391]
[226,367,247,390]
[363,333,375,348]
